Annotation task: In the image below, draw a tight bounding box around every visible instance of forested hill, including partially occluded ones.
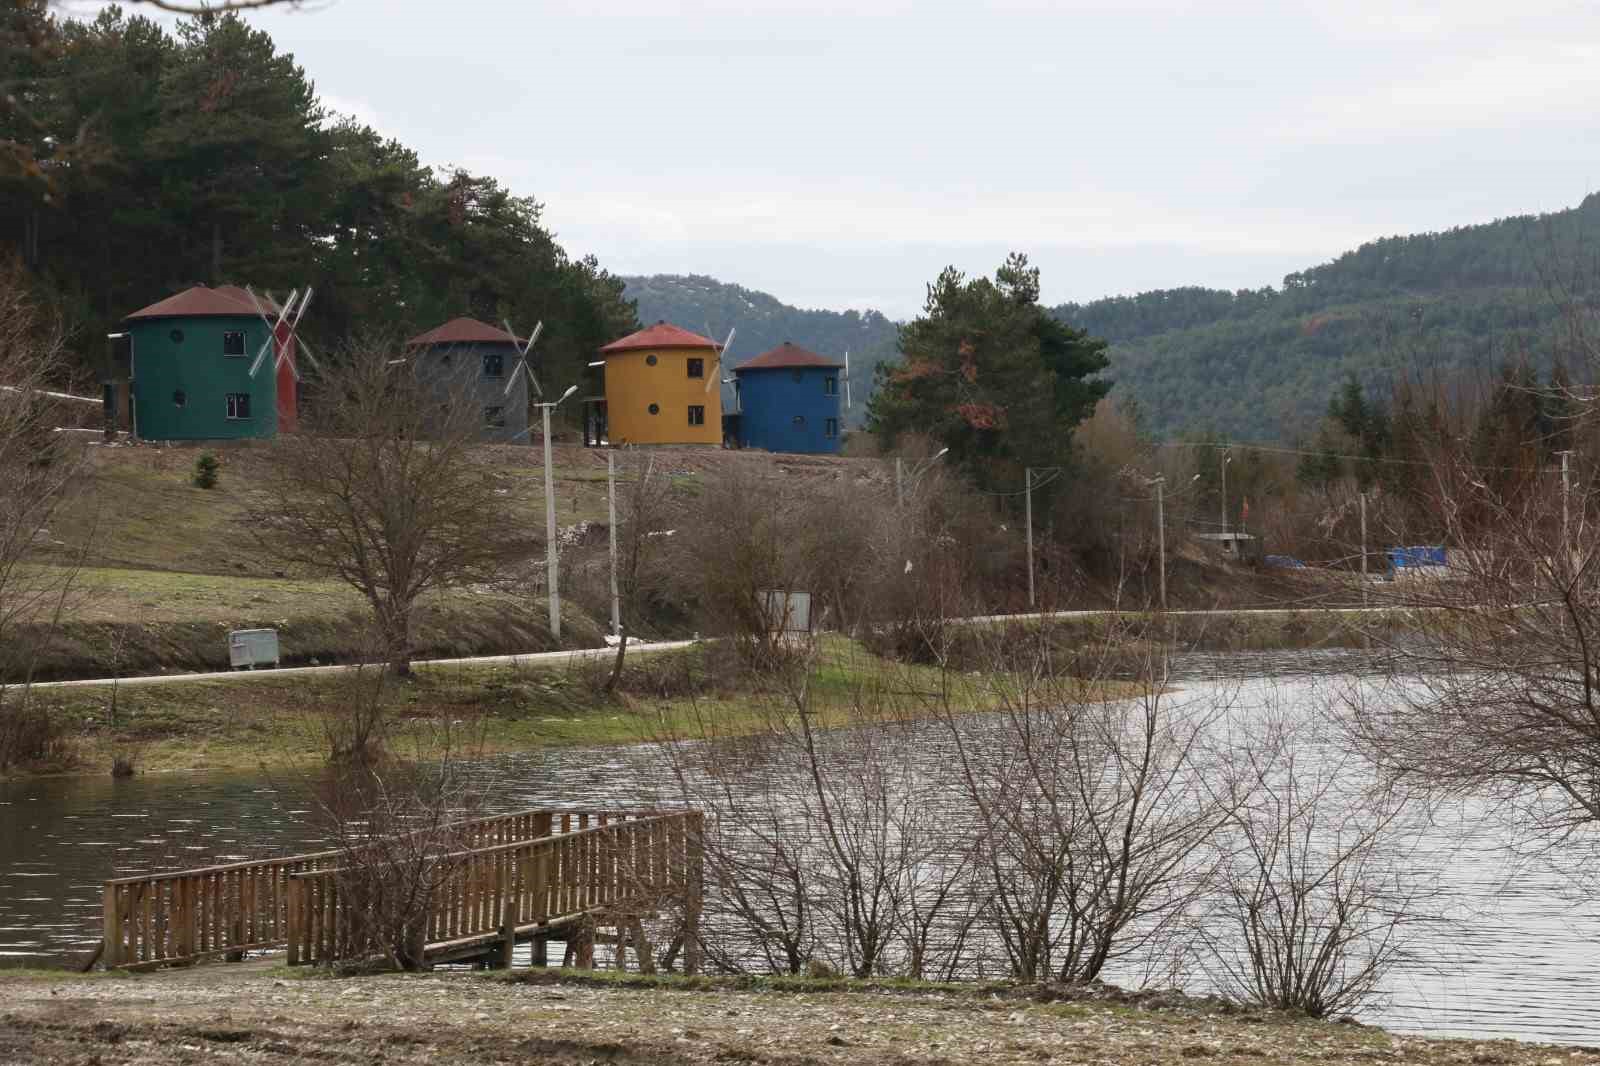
[1054,194,1600,441]
[623,275,900,421]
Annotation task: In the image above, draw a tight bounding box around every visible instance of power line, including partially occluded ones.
[1151,439,1560,475]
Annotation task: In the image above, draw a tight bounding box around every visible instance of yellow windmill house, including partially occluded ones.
[590,321,726,446]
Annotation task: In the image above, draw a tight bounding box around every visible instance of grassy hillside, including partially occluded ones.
[622,274,900,424]
[10,442,890,681]
[1054,195,1600,440]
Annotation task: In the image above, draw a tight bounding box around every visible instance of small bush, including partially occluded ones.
[192,451,220,489]
[0,701,74,771]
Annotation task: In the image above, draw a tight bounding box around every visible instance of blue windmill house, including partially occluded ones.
[729,342,848,454]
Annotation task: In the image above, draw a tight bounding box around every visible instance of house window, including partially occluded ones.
[687,357,704,379]
[646,354,658,367]
[173,390,187,408]
[482,352,504,379]
[225,393,251,420]
[792,415,805,428]
[825,418,838,438]
[169,329,185,344]
[484,406,506,428]
[222,331,247,357]
[824,376,837,395]
[688,405,705,426]
[648,403,660,415]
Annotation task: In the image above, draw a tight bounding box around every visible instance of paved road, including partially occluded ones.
[954,604,1392,625]
[31,603,1396,691]
[30,639,700,690]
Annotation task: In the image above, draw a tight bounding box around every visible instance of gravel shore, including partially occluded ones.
[2,966,1594,1066]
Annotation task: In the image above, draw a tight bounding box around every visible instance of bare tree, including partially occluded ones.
[311,712,486,971]
[1203,714,1429,1019]
[0,258,88,768]
[938,625,1234,984]
[1346,419,1600,851]
[256,336,531,679]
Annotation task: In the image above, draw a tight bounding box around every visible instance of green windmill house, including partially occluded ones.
[123,285,286,441]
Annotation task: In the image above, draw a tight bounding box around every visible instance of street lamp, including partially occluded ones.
[1146,473,1198,611]
[1220,450,1233,535]
[896,447,949,507]
[539,384,579,640]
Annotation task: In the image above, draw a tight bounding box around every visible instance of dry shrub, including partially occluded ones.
[309,711,489,971]
[0,258,89,763]
[563,640,757,702]
[0,694,72,771]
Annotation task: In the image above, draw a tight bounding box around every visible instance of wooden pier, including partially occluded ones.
[100,808,702,973]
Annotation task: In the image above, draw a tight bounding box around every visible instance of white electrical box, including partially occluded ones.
[228,628,281,670]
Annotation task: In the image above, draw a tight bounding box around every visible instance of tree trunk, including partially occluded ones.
[603,625,627,697]
[384,604,413,678]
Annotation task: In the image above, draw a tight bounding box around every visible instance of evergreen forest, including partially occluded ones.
[1055,195,1600,441]
[0,5,637,399]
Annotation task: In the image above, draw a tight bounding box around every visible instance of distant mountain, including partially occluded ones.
[1053,195,1600,441]
[622,274,901,423]
[627,196,1600,445]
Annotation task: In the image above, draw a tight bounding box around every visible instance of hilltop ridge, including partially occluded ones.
[627,196,1600,442]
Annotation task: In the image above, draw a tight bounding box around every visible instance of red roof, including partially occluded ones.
[215,285,281,315]
[599,320,719,355]
[126,285,270,321]
[735,341,842,371]
[407,317,521,347]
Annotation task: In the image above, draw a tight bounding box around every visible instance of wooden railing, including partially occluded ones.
[100,808,672,970]
[285,810,703,972]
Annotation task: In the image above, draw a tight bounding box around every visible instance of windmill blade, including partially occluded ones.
[294,336,324,374]
[707,327,734,394]
[245,286,295,379]
[274,286,313,376]
[502,319,544,397]
[289,286,312,329]
[248,338,273,378]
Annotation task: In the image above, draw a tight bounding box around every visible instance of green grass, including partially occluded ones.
[45,565,366,624]
[0,967,132,981]
[19,637,1142,778]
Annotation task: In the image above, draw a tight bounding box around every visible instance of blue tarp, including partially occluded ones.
[1265,555,1307,569]
[1387,545,1447,569]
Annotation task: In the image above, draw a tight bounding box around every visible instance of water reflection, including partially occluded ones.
[2,652,1598,1047]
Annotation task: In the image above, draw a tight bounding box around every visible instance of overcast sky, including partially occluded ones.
[97,0,1600,318]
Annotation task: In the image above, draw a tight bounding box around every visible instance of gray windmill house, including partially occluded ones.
[406,318,532,443]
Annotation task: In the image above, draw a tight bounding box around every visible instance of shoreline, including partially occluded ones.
[7,635,1150,782]
[2,964,1593,1064]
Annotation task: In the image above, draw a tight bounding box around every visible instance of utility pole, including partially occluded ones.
[538,385,579,642]
[1359,490,1368,609]
[607,449,620,639]
[543,402,560,641]
[895,457,904,508]
[1220,449,1231,535]
[1154,475,1167,611]
[1560,449,1573,569]
[1025,468,1035,609]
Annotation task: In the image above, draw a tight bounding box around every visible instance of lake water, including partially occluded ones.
[2,653,1597,1046]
